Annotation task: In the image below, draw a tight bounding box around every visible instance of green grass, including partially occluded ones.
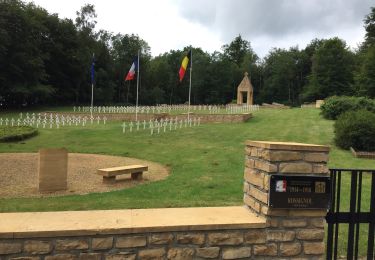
[0,126,38,142]
[1,107,374,256]
[0,107,373,213]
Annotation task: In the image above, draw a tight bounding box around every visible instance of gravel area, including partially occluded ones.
[0,153,169,198]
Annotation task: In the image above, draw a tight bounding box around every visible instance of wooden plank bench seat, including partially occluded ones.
[97,165,148,184]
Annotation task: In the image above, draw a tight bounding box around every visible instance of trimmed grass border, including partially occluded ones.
[0,126,38,142]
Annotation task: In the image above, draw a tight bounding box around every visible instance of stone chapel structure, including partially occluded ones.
[236,72,253,105]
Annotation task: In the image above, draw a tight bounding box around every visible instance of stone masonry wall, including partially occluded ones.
[243,141,330,259]
[0,140,329,260]
[0,228,297,260]
[47,112,252,123]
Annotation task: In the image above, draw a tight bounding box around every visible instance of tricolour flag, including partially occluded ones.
[125,57,138,81]
[179,50,191,82]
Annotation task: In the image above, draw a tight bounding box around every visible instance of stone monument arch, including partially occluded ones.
[236,72,253,105]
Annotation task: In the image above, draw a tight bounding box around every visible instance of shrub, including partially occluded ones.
[0,126,38,142]
[320,96,375,120]
[334,110,375,151]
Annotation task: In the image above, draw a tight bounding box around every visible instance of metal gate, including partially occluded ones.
[326,169,375,260]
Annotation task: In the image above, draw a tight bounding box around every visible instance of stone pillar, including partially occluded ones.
[243,141,329,259]
[38,148,68,192]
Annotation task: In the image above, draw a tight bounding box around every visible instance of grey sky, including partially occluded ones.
[27,0,373,58]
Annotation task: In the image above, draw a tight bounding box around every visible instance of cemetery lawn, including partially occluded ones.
[0,108,374,213]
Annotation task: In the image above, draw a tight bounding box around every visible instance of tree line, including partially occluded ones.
[0,1,374,108]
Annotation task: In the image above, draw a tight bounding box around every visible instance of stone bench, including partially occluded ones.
[97,165,148,184]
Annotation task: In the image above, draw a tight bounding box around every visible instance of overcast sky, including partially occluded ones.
[26,0,373,58]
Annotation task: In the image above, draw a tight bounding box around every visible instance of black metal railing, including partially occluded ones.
[326,169,375,260]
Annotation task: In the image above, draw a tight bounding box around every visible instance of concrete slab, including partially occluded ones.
[0,206,266,238]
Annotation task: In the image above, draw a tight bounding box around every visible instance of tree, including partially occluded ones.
[222,35,257,66]
[363,7,375,49]
[302,38,355,101]
[356,45,375,97]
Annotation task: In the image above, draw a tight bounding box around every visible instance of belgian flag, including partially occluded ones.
[178,50,191,82]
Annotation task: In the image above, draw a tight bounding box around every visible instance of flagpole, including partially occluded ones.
[90,53,94,118]
[188,50,192,121]
[136,50,140,121]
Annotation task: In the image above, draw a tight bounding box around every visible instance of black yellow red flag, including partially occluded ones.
[178,50,191,82]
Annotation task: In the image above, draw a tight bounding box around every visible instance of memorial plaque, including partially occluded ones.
[269,175,330,209]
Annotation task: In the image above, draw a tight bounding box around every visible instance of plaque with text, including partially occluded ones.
[268,175,331,209]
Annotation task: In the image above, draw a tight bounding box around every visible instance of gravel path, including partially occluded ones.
[0,153,169,198]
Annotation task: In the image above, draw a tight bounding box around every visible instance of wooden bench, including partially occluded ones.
[97,165,148,184]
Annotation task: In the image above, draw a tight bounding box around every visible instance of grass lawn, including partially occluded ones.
[0,107,374,256]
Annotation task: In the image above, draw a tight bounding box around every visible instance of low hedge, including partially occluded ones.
[334,110,375,151]
[320,96,375,120]
[0,126,38,142]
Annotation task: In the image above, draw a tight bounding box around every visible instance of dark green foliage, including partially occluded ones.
[334,110,375,151]
[302,38,355,101]
[321,96,375,119]
[0,126,38,142]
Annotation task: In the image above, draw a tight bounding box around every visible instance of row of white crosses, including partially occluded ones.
[0,112,107,129]
[225,104,260,114]
[122,117,201,135]
[73,104,259,115]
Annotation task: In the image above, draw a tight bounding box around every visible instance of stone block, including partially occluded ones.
[281,219,307,228]
[79,253,102,260]
[45,255,77,260]
[138,248,166,259]
[261,205,289,216]
[249,186,268,204]
[92,237,113,250]
[279,162,312,173]
[245,158,255,168]
[297,229,324,240]
[149,233,174,245]
[310,218,325,228]
[244,168,264,188]
[0,242,22,254]
[304,152,328,162]
[261,150,303,161]
[243,194,261,213]
[264,174,270,190]
[222,247,251,259]
[254,160,278,173]
[116,236,146,248]
[280,242,302,256]
[196,247,220,259]
[245,146,258,156]
[38,148,68,192]
[176,233,205,245]
[105,252,136,260]
[267,230,295,241]
[303,241,325,255]
[167,248,194,260]
[243,181,249,193]
[244,230,266,244]
[10,257,40,260]
[55,239,88,251]
[207,232,243,245]
[24,240,52,255]
[312,164,329,174]
[253,243,277,256]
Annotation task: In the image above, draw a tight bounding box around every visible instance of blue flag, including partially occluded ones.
[91,54,95,85]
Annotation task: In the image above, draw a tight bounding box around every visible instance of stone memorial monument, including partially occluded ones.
[38,148,68,192]
[237,72,254,105]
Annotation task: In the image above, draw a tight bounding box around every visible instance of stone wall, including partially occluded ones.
[0,228,303,259]
[0,141,330,260]
[243,140,330,259]
[47,112,252,123]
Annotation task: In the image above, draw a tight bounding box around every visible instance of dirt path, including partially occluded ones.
[0,153,169,198]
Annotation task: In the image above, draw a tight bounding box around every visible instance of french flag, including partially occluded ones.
[125,57,138,81]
